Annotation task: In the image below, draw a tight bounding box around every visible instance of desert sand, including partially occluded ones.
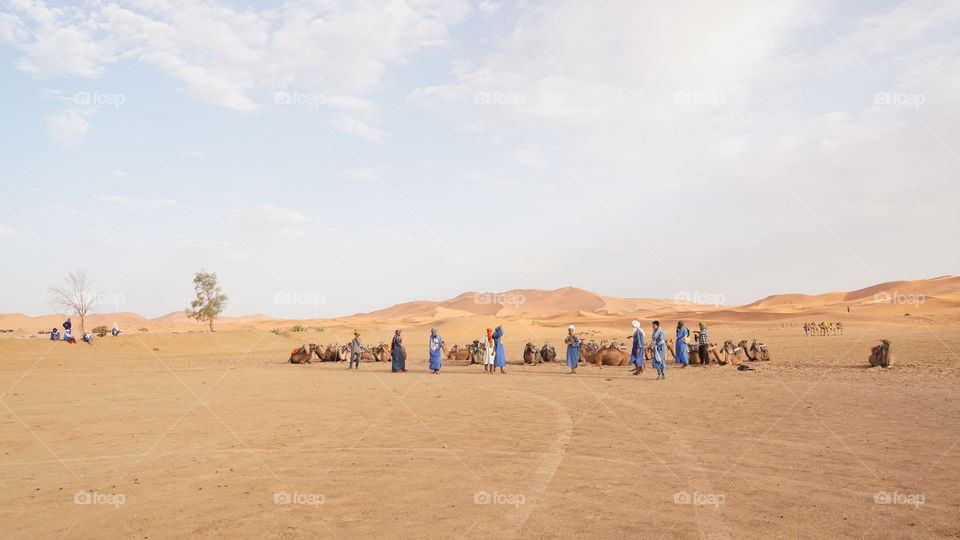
[1,277,959,538]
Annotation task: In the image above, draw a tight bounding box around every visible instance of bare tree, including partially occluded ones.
[48,271,94,332]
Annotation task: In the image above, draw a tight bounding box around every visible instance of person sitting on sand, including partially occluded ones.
[482,328,495,373]
[391,330,406,372]
[428,328,446,374]
[111,322,121,336]
[49,328,60,341]
[629,320,645,375]
[82,331,94,344]
[564,325,580,374]
[348,330,364,369]
[675,321,689,368]
[63,328,76,344]
[492,325,507,374]
[652,321,666,379]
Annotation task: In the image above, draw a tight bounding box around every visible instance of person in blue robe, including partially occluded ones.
[675,321,689,367]
[50,328,60,341]
[652,320,666,379]
[564,325,580,374]
[629,320,645,375]
[428,328,445,373]
[391,330,406,372]
[493,325,507,373]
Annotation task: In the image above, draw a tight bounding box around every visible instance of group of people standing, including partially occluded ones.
[564,319,711,380]
[359,326,509,374]
[343,319,712,377]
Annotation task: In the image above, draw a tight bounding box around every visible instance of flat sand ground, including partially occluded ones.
[1,321,959,539]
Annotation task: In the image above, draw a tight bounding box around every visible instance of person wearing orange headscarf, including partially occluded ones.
[482,328,495,372]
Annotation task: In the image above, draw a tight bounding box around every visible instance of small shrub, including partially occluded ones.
[92,325,108,335]
[291,325,306,332]
[152,347,160,351]
[270,328,281,335]
[139,327,149,332]
[314,327,325,333]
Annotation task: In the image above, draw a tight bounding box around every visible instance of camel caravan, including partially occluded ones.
[804,321,844,336]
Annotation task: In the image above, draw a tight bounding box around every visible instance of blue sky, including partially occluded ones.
[0,0,958,318]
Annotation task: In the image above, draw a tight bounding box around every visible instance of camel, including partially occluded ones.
[580,341,599,364]
[717,340,746,366]
[523,342,541,364]
[869,339,894,368]
[593,345,629,366]
[289,344,317,364]
[371,343,391,362]
[539,344,557,363]
[446,345,471,362]
[336,345,350,362]
[468,341,482,364]
[738,339,771,361]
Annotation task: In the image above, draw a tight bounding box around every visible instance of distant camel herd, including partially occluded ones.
[805,321,844,336]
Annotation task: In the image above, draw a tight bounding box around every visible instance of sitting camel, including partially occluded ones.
[523,342,541,364]
[717,340,746,366]
[593,344,629,366]
[868,340,894,367]
[580,341,600,364]
[539,344,557,363]
[371,343,391,362]
[738,339,771,361]
[446,344,471,362]
[289,344,317,364]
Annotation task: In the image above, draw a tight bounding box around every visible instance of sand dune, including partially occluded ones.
[1,277,956,334]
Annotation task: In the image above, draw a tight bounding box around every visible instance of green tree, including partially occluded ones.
[186,270,228,332]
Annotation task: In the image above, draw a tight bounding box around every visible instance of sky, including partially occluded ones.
[0,0,958,319]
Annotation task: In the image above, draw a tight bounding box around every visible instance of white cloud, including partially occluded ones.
[46,109,91,144]
[162,233,249,260]
[342,168,380,181]
[0,0,471,111]
[478,2,503,16]
[0,224,18,237]
[101,195,180,213]
[48,205,90,217]
[331,116,387,142]
[113,170,128,176]
[513,146,549,169]
[222,204,312,227]
[183,151,205,158]
[324,95,376,117]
